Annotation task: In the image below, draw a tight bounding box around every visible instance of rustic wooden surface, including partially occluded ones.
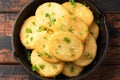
[0,0,120,80]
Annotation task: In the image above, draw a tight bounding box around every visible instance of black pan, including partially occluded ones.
[12,0,109,80]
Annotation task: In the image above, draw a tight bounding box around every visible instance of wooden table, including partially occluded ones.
[0,0,120,80]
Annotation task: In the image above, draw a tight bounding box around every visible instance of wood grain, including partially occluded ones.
[0,0,32,13]
[0,0,120,13]
[0,65,36,80]
[0,65,120,80]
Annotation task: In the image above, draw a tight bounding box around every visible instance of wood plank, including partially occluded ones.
[0,75,29,80]
[5,14,17,36]
[0,0,31,13]
[0,13,17,36]
[0,65,120,80]
[83,69,99,80]
[99,65,120,80]
[103,14,120,65]
[0,0,120,13]
[0,65,36,80]
[0,14,6,36]
[0,65,99,80]
[103,47,120,65]
[0,13,18,64]
[0,49,18,64]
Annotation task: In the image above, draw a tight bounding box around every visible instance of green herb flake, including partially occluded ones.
[26,50,31,61]
[94,18,100,24]
[48,3,51,7]
[45,13,56,27]
[71,16,76,20]
[64,37,71,43]
[79,28,87,35]
[44,51,52,58]
[60,23,65,31]
[37,26,42,32]
[68,28,73,33]
[32,65,38,71]
[83,1,88,7]
[70,66,74,73]
[69,47,75,52]
[45,13,50,17]
[58,45,61,48]
[32,21,36,26]
[43,37,47,40]
[30,37,33,41]
[51,18,56,25]
[39,64,45,69]
[69,0,76,7]
[52,65,57,69]
[85,53,93,60]
[26,35,29,38]
[26,28,32,33]
[37,52,43,57]
[79,32,83,35]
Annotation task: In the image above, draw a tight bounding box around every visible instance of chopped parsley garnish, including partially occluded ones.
[30,37,33,41]
[45,13,56,27]
[48,3,51,7]
[64,37,71,43]
[37,26,42,32]
[26,50,31,61]
[43,37,47,40]
[70,66,74,73]
[55,49,59,54]
[32,21,36,26]
[52,65,57,69]
[94,18,100,24]
[45,13,56,32]
[71,16,76,20]
[79,28,87,35]
[37,52,43,57]
[44,51,52,58]
[79,32,83,35]
[39,64,45,69]
[85,53,93,60]
[68,28,73,33]
[26,35,29,38]
[69,47,75,52]
[83,1,88,7]
[26,28,32,33]
[69,0,76,7]
[60,23,65,31]
[32,65,38,71]
[58,45,61,48]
